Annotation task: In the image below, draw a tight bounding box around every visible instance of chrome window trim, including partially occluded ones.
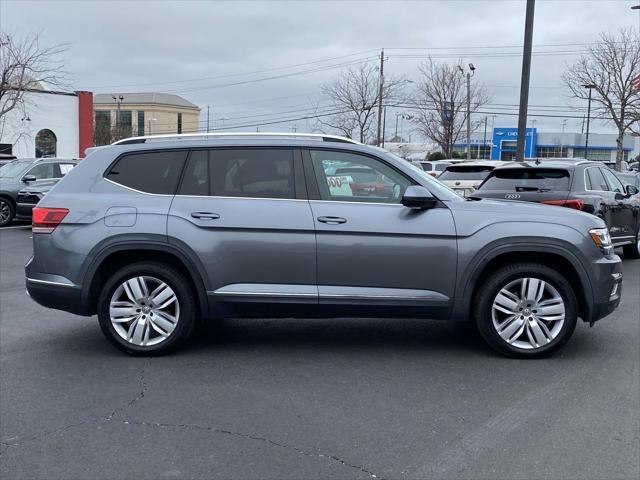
[26,277,77,288]
[583,166,611,193]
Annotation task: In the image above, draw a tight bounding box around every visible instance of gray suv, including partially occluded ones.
[25,134,623,358]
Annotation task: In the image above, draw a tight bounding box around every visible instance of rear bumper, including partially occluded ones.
[15,202,35,220]
[26,278,91,316]
[587,255,623,323]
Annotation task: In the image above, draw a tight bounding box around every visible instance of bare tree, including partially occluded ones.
[319,62,406,143]
[408,58,490,157]
[0,31,67,139]
[563,28,640,170]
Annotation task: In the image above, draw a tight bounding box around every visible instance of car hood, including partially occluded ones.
[0,178,19,191]
[447,197,605,237]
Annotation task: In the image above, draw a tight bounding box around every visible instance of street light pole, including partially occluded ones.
[559,118,567,157]
[112,95,124,141]
[516,0,536,162]
[583,84,596,159]
[482,116,488,159]
[459,64,475,161]
[376,49,384,146]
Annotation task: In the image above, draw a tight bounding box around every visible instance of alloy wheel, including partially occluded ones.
[491,277,565,350]
[0,200,11,225]
[109,276,180,347]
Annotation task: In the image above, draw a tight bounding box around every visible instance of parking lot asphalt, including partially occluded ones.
[0,224,638,480]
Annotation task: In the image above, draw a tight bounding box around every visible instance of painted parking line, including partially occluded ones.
[0,225,31,230]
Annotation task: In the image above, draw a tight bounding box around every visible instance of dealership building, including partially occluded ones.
[454,127,638,162]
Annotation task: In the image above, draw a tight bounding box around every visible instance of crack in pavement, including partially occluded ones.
[119,418,382,479]
[0,362,148,455]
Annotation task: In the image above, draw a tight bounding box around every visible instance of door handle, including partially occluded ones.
[317,216,347,225]
[191,212,220,220]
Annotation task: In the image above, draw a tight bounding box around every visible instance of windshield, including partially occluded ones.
[479,168,571,192]
[0,160,33,178]
[439,166,495,181]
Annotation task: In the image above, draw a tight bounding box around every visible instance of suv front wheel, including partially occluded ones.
[97,262,197,355]
[475,263,578,358]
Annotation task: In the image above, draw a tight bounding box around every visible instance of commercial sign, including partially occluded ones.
[491,127,537,160]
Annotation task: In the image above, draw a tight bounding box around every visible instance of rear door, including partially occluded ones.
[304,148,457,314]
[167,147,317,305]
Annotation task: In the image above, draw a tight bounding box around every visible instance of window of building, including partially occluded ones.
[105,150,188,194]
[35,129,57,157]
[94,111,112,146]
[177,113,183,134]
[117,110,133,139]
[572,149,613,162]
[536,146,568,158]
[0,143,12,156]
[310,150,410,203]
[137,111,145,136]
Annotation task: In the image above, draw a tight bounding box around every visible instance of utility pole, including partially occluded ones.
[381,106,387,148]
[516,0,535,162]
[376,49,384,146]
[482,116,488,159]
[559,118,567,157]
[583,84,596,159]
[207,106,210,133]
[459,64,475,160]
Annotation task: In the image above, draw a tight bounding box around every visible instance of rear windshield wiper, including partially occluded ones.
[515,186,551,192]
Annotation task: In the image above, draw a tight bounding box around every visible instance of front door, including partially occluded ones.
[601,167,638,243]
[168,147,317,310]
[304,148,457,315]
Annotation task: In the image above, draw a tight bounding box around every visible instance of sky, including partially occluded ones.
[2,0,639,140]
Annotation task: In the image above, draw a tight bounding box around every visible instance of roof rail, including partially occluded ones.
[111,132,361,146]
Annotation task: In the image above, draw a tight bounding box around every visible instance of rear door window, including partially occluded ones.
[585,167,609,191]
[480,168,571,191]
[106,150,188,194]
[439,166,495,181]
[210,149,295,199]
[57,163,75,176]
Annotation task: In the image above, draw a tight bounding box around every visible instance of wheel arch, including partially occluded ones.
[83,240,209,317]
[453,242,594,323]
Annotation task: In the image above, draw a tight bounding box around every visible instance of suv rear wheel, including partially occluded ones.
[622,229,640,259]
[97,262,197,355]
[475,263,578,358]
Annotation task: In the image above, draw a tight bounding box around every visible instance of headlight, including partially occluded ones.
[589,228,613,254]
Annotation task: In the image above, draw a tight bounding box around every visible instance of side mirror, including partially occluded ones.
[402,185,438,210]
[626,184,639,196]
[22,174,36,183]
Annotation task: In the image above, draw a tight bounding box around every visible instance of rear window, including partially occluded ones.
[106,150,188,194]
[439,166,494,181]
[480,168,571,191]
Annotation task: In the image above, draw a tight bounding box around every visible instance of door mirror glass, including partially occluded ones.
[401,185,437,209]
[22,174,36,183]
[625,184,639,196]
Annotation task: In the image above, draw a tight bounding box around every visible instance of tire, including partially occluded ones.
[622,229,640,259]
[0,198,15,227]
[97,262,197,356]
[475,262,578,359]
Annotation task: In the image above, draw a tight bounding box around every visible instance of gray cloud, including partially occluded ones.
[2,0,637,136]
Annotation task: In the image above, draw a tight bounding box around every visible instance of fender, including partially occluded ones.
[451,238,595,322]
[81,234,210,317]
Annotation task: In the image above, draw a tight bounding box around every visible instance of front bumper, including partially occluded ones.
[588,254,623,323]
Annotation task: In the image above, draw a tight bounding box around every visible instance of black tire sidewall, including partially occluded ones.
[476,263,578,358]
[622,229,640,259]
[0,199,14,227]
[97,262,196,356]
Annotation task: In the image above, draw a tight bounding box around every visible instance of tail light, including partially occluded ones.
[32,207,69,233]
[541,199,585,210]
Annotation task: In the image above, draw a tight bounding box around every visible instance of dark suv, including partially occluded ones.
[474,160,640,258]
[25,134,623,358]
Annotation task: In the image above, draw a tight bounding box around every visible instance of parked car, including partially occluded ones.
[418,160,451,177]
[0,158,79,226]
[26,133,622,358]
[616,172,640,196]
[438,161,502,196]
[474,160,640,258]
[16,181,59,220]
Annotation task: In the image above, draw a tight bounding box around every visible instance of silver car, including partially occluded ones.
[25,133,623,358]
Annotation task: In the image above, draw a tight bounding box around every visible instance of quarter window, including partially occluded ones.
[106,151,188,194]
[58,163,75,176]
[309,150,410,203]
